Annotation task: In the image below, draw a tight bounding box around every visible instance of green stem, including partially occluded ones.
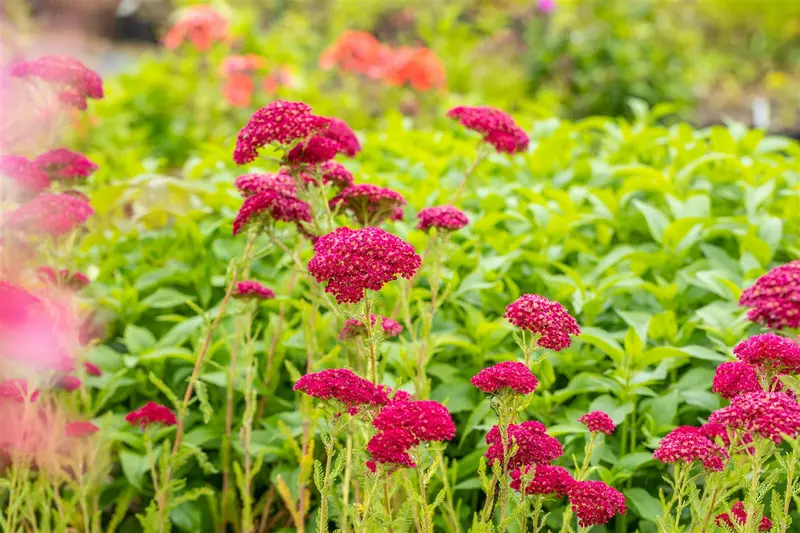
[417,456,430,533]
[744,444,763,533]
[363,294,378,384]
[342,434,352,533]
[452,148,488,203]
[781,445,798,533]
[383,473,394,532]
[318,430,337,533]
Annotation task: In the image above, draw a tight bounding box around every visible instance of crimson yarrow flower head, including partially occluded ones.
[733,332,800,374]
[0,155,50,198]
[233,101,330,165]
[715,502,772,531]
[471,361,538,395]
[293,368,388,410]
[330,184,407,226]
[34,149,98,181]
[286,136,340,165]
[125,402,177,428]
[5,193,93,236]
[510,464,573,497]
[307,227,421,304]
[504,294,581,351]
[739,261,800,330]
[653,427,728,471]
[234,280,275,301]
[709,391,800,444]
[65,420,99,438]
[579,411,616,435]
[319,117,361,157]
[299,161,354,190]
[232,177,311,236]
[338,314,403,341]
[446,105,529,154]
[84,362,102,377]
[485,420,562,469]
[372,400,456,443]
[36,267,90,290]
[712,361,762,399]
[9,55,103,109]
[366,428,417,470]
[567,480,627,527]
[417,205,468,233]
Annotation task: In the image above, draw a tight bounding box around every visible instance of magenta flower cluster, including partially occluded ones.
[307,227,421,304]
[504,293,581,351]
[739,261,800,330]
[470,361,539,395]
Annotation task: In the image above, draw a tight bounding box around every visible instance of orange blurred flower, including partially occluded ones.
[263,66,295,94]
[384,46,447,92]
[319,30,393,79]
[222,73,255,108]
[221,54,266,76]
[320,31,446,91]
[163,5,229,52]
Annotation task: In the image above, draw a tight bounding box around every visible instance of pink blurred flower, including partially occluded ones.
[417,205,468,232]
[125,402,177,428]
[4,193,93,237]
[234,280,275,301]
[34,148,97,181]
[339,315,403,340]
[9,56,103,110]
[163,5,229,52]
[65,420,98,438]
[0,155,50,198]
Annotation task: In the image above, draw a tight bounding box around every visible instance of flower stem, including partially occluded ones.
[342,434,353,533]
[318,428,338,533]
[363,294,378,384]
[383,472,394,532]
[417,454,430,533]
[452,148,488,203]
[744,443,763,533]
[781,445,798,533]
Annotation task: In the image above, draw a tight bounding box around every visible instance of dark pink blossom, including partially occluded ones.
[567,481,627,527]
[34,149,97,181]
[293,368,388,409]
[84,362,102,377]
[286,136,339,165]
[307,227,421,304]
[232,188,311,235]
[446,106,529,154]
[709,391,800,443]
[57,376,81,392]
[125,402,177,428]
[579,411,616,435]
[739,261,800,330]
[4,193,93,236]
[366,428,417,469]
[471,361,538,395]
[235,280,275,300]
[65,421,98,438]
[338,314,403,340]
[372,400,456,442]
[320,117,361,157]
[417,205,468,232]
[0,155,50,197]
[715,502,772,531]
[712,361,762,399]
[653,427,728,471]
[485,421,562,469]
[510,464,573,496]
[733,332,800,374]
[330,184,407,226]
[233,101,330,164]
[504,294,581,351]
[300,161,354,189]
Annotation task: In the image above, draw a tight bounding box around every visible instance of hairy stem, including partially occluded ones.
[383,473,394,532]
[363,294,378,384]
[452,148,488,203]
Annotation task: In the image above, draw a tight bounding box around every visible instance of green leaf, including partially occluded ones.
[142,288,196,309]
[578,328,624,364]
[119,450,149,492]
[124,325,156,354]
[633,200,669,244]
[625,487,663,522]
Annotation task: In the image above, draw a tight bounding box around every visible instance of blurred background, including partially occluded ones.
[2,0,799,168]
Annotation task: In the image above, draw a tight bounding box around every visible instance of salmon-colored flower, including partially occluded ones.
[384,47,446,92]
[163,5,229,52]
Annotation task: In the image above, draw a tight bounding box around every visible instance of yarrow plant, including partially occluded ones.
[739,260,800,330]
